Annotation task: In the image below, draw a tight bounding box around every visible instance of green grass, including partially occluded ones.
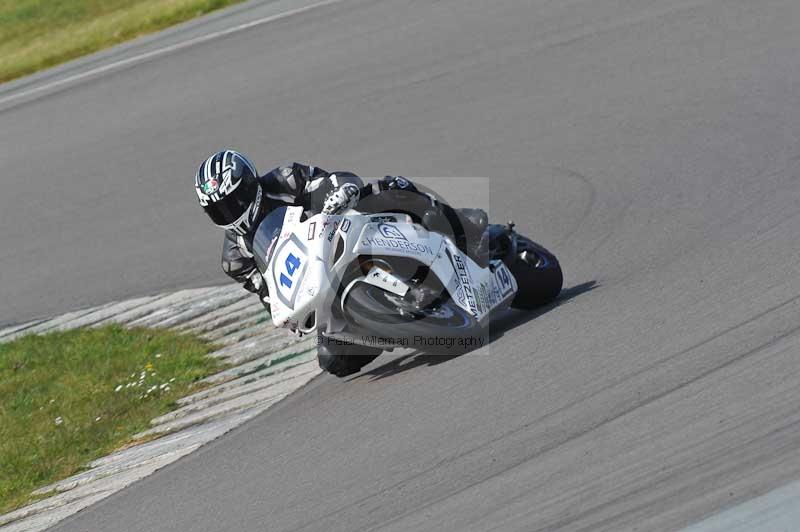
[0,325,222,514]
[0,0,246,83]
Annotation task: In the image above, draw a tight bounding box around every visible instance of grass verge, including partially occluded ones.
[0,0,247,84]
[0,324,222,514]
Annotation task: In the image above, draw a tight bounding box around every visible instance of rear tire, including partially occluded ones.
[317,332,382,378]
[507,237,563,309]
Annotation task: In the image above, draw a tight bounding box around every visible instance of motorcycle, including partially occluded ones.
[252,206,562,377]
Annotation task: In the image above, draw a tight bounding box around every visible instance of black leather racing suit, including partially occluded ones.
[221,163,488,305]
[221,163,361,293]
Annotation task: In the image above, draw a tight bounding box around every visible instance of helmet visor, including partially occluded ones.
[204,179,259,227]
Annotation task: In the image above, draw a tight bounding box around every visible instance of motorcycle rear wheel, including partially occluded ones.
[507,236,563,309]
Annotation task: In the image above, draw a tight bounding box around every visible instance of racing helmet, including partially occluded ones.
[195,150,262,236]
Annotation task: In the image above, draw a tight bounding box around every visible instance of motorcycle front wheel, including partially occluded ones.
[316,331,382,378]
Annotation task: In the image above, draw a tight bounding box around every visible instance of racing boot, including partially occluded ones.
[455,208,490,268]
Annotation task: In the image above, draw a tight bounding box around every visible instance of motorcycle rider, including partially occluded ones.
[194,149,489,374]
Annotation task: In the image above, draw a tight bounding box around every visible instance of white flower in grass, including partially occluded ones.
[155,354,162,358]
[49,399,55,404]
[169,378,176,383]
[114,385,123,392]
[95,416,102,422]
[54,417,63,426]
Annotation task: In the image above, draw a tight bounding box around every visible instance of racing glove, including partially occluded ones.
[243,269,271,309]
[322,182,361,214]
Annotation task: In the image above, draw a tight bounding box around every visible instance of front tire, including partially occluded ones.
[343,282,483,354]
[317,332,382,378]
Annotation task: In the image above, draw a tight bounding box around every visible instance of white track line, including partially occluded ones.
[0,0,344,108]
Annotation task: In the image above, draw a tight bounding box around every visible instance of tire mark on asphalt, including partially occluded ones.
[286,292,800,532]
[371,325,800,532]
[546,166,598,247]
[557,419,800,532]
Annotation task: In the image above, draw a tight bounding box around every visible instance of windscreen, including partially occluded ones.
[252,206,288,274]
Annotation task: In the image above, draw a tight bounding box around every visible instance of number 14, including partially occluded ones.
[279,253,301,288]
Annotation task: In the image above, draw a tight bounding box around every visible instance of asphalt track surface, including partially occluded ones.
[3,0,800,530]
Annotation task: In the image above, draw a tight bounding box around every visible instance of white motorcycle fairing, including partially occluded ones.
[256,207,518,339]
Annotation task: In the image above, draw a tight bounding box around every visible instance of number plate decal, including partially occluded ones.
[493,263,515,297]
[271,234,308,309]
